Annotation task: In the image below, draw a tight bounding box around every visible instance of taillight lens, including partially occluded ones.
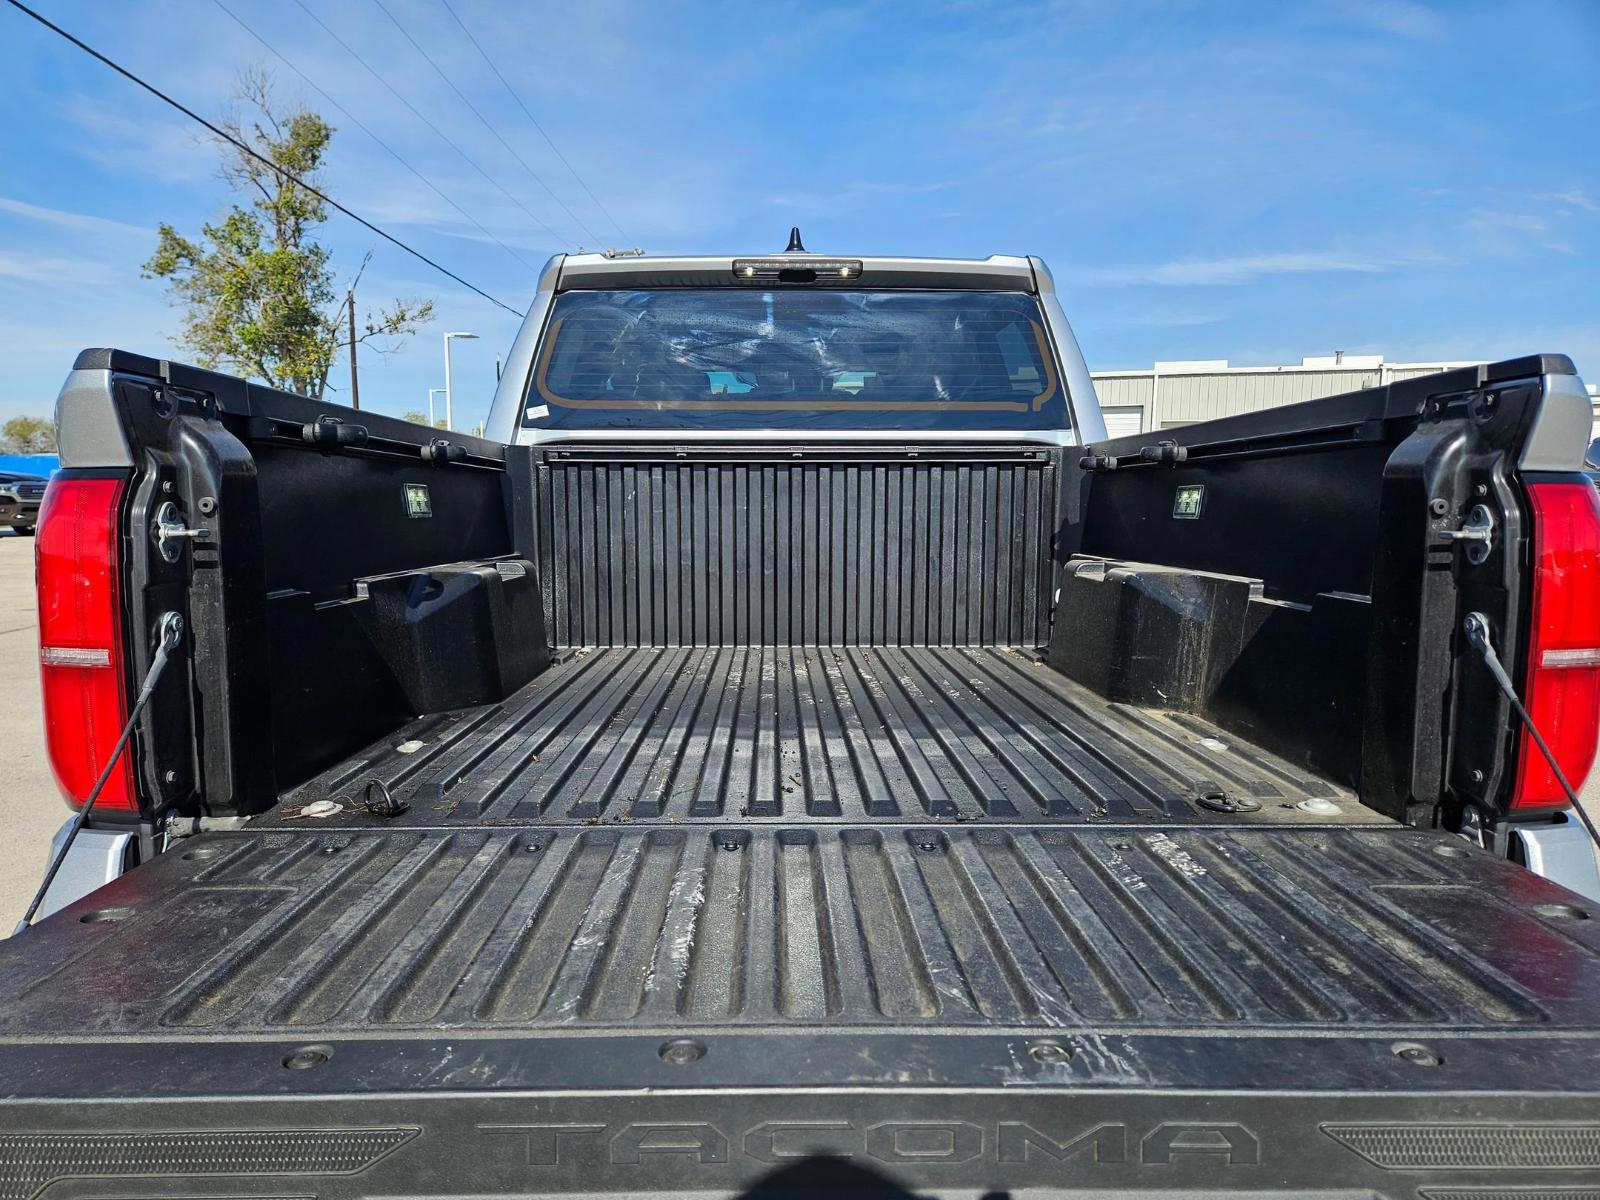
[35,474,138,813]
[1511,480,1600,809]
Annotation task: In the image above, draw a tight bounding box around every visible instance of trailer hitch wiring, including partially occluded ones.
[13,611,185,935]
[1463,611,1600,853]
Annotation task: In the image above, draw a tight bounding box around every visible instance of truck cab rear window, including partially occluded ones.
[526,288,1067,431]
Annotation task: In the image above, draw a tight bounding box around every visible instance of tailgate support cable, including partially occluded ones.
[1463,612,1600,852]
[12,611,185,936]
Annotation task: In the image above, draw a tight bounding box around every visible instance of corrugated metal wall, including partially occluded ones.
[1088,375,1153,410]
[1091,362,1478,435]
[529,450,1060,648]
[1155,369,1379,423]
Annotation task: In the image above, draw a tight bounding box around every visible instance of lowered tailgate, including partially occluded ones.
[2,818,1599,1197]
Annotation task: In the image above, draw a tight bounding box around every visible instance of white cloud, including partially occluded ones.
[1465,210,1550,236]
[1088,310,1228,330]
[1536,187,1600,215]
[1353,323,1600,380]
[1464,204,1584,256]
[0,196,147,238]
[765,180,955,216]
[1065,251,1397,287]
[1328,0,1446,40]
[0,251,113,286]
[56,93,217,186]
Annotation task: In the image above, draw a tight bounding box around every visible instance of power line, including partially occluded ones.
[211,0,539,276]
[438,0,630,244]
[290,0,576,251]
[3,0,522,316]
[371,0,602,246]
[444,0,636,244]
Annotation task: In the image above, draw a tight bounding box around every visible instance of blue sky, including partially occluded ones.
[1,0,1597,432]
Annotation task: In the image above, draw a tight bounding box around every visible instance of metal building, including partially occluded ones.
[1091,353,1486,440]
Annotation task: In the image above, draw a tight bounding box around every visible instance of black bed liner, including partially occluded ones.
[5,822,1594,1037]
[277,646,1368,826]
[3,820,1599,1196]
[18,352,1600,1197]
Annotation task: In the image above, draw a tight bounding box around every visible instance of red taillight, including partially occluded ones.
[1511,480,1600,809]
[35,474,138,813]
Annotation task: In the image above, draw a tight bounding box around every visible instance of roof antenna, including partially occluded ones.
[785,226,807,253]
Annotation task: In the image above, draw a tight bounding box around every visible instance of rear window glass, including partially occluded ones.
[525,288,1067,431]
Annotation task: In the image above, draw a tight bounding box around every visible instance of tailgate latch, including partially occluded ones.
[1440,503,1495,565]
[153,501,210,563]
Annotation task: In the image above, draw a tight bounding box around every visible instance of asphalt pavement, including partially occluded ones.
[0,531,64,932]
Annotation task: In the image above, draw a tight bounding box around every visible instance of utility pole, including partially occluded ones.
[347,288,360,410]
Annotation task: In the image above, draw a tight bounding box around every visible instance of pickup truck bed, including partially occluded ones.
[277,645,1367,825]
[10,347,1600,1196]
[7,647,1600,1194]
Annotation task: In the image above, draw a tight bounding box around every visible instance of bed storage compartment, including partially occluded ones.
[353,559,550,715]
[1048,557,1259,711]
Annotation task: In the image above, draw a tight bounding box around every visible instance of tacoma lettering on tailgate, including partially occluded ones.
[479,1120,1261,1169]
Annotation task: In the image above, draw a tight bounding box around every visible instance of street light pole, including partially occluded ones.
[443,331,479,432]
[428,388,445,429]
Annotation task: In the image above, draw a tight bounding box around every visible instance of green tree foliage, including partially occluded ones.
[144,70,432,400]
[401,411,448,429]
[1,416,56,454]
